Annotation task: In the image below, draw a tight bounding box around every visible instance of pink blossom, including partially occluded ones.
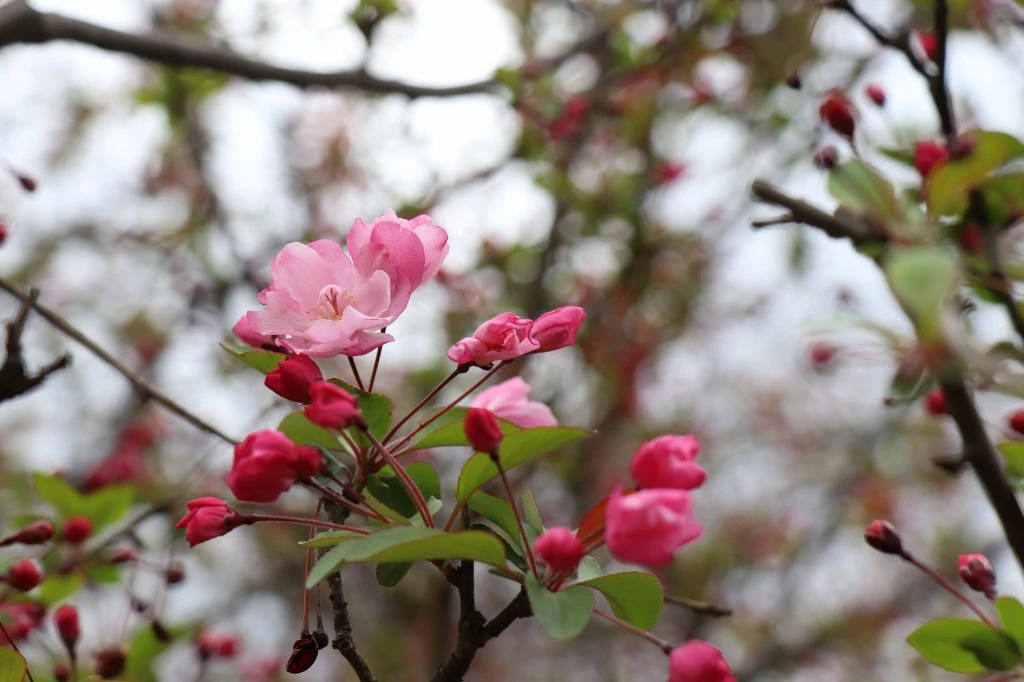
[232,315,274,349]
[605,487,702,566]
[176,497,245,547]
[447,313,539,366]
[471,377,556,428]
[304,382,362,430]
[630,435,707,490]
[668,641,735,682]
[531,306,586,353]
[226,430,323,503]
[246,212,447,357]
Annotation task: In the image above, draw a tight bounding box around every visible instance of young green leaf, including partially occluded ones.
[576,572,663,631]
[997,597,1024,651]
[33,473,85,519]
[405,408,519,451]
[220,342,287,374]
[885,247,959,341]
[522,491,543,532]
[376,562,413,587]
[906,618,994,673]
[467,492,521,547]
[828,160,902,225]
[959,629,1021,671]
[525,574,593,640]
[278,412,347,452]
[576,556,602,582]
[0,648,27,682]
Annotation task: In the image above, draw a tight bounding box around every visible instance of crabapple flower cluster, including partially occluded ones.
[172,211,730,680]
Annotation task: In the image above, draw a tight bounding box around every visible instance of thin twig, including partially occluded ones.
[750,180,881,245]
[664,595,733,618]
[367,328,385,393]
[0,287,70,402]
[360,425,435,526]
[0,621,36,682]
[490,452,538,578]
[347,357,365,391]
[383,366,467,443]
[0,277,236,444]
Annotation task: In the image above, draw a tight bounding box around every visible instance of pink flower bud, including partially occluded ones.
[958,553,996,596]
[914,141,949,179]
[447,312,540,366]
[5,559,42,592]
[668,640,735,682]
[924,388,947,416]
[864,519,904,556]
[0,520,55,547]
[54,663,70,682]
[471,377,556,428]
[533,527,587,572]
[61,517,93,546]
[175,497,245,547]
[108,546,139,564]
[630,435,707,491]
[232,314,275,349]
[54,604,80,650]
[226,430,324,503]
[819,91,856,140]
[265,354,323,403]
[304,382,361,430]
[605,487,702,566]
[531,306,586,353]
[865,83,886,107]
[813,146,839,170]
[464,408,504,453]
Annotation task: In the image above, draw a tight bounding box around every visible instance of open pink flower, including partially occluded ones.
[226,430,323,503]
[630,435,707,491]
[448,313,539,366]
[176,497,245,547]
[232,315,275,349]
[605,487,702,566]
[668,641,735,682]
[471,377,556,428]
[246,212,447,357]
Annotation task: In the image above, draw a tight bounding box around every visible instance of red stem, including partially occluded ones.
[593,609,674,655]
[360,425,435,527]
[382,366,467,444]
[492,453,538,578]
[904,554,997,627]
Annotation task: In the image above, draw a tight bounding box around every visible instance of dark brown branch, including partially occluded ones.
[321,499,377,682]
[973,193,1024,348]
[0,0,494,98]
[429,589,531,682]
[0,277,236,444]
[750,180,882,245]
[930,0,956,140]
[939,381,1024,573]
[0,288,70,402]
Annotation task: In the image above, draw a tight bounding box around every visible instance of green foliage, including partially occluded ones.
[278,412,347,453]
[576,572,664,631]
[125,623,196,682]
[576,556,602,581]
[328,379,393,444]
[525,574,593,640]
[33,474,134,531]
[997,597,1024,651]
[39,574,83,605]
[959,629,1021,671]
[906,618,1006,673]
[522,491,543,532]
[406,408,519,451]
[307,527,507,588]
[376,562,413,587]
[999,443,1024,479]
[885,247,959,341]
[220,342,286,374]
[828,160,903,227]
[368,462,442,519]
[467,492,521,547]
[302,530,365,548]
[0,649,26,682]
[927,132,1024,218]
[455,427,591,501]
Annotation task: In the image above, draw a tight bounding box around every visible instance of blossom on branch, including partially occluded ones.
[471,377,557,428]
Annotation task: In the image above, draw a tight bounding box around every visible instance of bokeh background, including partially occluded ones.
[2,0,1024,680]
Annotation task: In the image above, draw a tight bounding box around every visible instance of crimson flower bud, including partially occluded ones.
[914,141,949,179]
[865,83,886,107]
[265,354,323,403]
[108,546,139,564]
[864,519,904,556]
[533,527,587,572]
[668,640,734,682]
[54,604,80,651]
[785,72,802,90]
[16,173,37,193]
[176,498,246,547]
[653,161,686,186]
[166,562,185,584]
[813,146,840,170]
[61,517,93,546]
[94,645,127,679]
[304,382,361,430]
[819,91,856,140]
[5,559,42,592]
[0,520,55,547]
[958,553,997,597]
[918,31,938,61]
[286,634,320,674]
[464,408,503,453]
[0,219,7,246]
[1009,409,1024,435]
[198,631,240,659]
[54,663,70,682]
[924,388,947,416]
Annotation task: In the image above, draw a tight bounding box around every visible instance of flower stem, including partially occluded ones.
[390,362,508,452]
[593,609,674,655]
[347,357,365,391]
[303,479,386,522]
[903,553,997,627]
[360,425,435,527]
[368,328,385,393]
[490,452,538,578]
[383,366,468,444]
[0,620,36,682]
[244,514,370,535]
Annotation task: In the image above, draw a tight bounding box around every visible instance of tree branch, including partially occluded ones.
[0,0,495,98]
[750,179,883,245]
[0,288,70,403]
[0,276,236,445]
[321,499,377,682]
[429,588,531,682]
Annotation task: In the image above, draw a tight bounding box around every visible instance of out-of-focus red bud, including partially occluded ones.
[94,646,127,679]
[864,519,904,556]
[61,517,93,546]
[5,559,42,592]
[0,520,55,547]
[865,83,886,106]
[924,388,948,416]
[286,634,320,674]
[819,91,857,140]
[464,408,503,453]
[54,604,80,651]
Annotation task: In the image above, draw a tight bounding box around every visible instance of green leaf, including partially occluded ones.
[576,556,602,581]
[0,648,27,682]
[376,562,413,587]
[997,597,1024,651]
[980,173,1024,227]
[525,574,593,640]
[84,562,121,584]
[220,342,287,374]
[467,492,521,547]
[368,463,442,519]
[456,427,591,501]
[329,379,393,442]
[407,408,519,451]
[576,572,663,631]
[33,473,85,518]
[82,484,135,530]
[885,247,959,341]
[828,160,902,225]
[39,574,83,605]
[301,530,365,548]
[928,132,1024,217]
[307,527,507,588]
[906,618,994,673]
[522,491,543,532]
[960,629,1021,671]
[278,412,346,453]
[999,443,1024,478]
